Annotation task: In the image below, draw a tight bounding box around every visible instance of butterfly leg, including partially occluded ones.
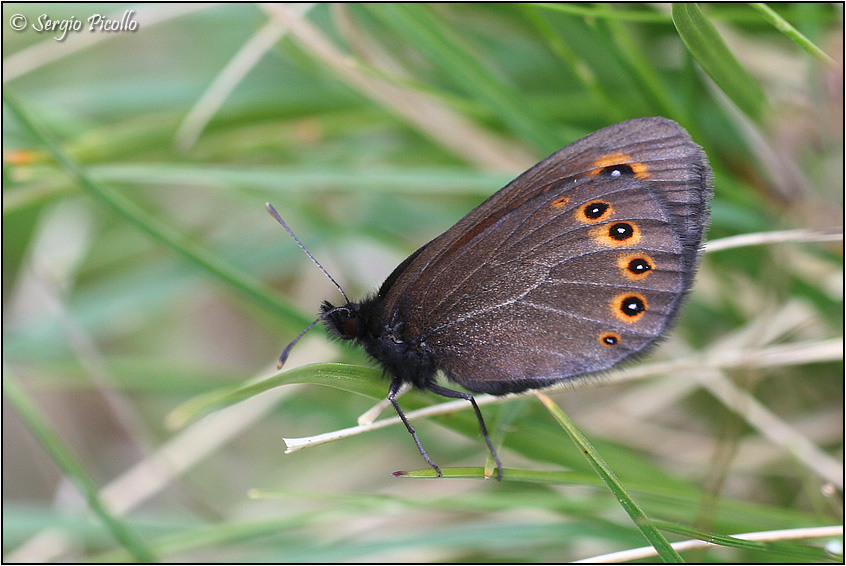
[388,377,443,477]
[425,383,504,481]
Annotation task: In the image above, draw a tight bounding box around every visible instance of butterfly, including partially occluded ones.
[270,117,712,480]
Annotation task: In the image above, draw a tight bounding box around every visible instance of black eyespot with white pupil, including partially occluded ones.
[620,296,645,317]
[601,333,619,345]
[627,258,652,275]
[602,164,634,177]
[609,222,635,241]
[584,202,609,219]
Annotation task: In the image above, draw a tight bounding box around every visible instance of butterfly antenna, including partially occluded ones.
[265,203,350,304]
[275,306,344,369]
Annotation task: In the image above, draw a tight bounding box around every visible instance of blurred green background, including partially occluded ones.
[3,3,842,562]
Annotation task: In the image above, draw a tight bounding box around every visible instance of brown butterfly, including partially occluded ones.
[270,117,712,480]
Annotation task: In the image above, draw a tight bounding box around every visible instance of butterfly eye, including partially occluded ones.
[342,317,360,338]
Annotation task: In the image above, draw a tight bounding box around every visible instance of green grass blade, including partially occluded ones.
[365,3,561,153]
[3,94,311,332]
[536,392,684,563]
[167,363,385,429]
[3,373,156,562]
[531,3,672,23]
[672,3,769,122]
[594,4,685,121]
[521,5,628,123]
[655,520,839,561]
[750,3,836,66]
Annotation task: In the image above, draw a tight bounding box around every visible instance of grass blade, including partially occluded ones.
[3,373,156,562]
[536,392,684,563]
[366,3,561,153]
[672,3,769,122]
[3,93,311,332]
[749,3,836,66]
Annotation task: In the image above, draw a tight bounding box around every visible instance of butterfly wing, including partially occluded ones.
[380,117,712,394]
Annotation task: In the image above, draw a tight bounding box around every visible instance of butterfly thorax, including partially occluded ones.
[321,298,438,389]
